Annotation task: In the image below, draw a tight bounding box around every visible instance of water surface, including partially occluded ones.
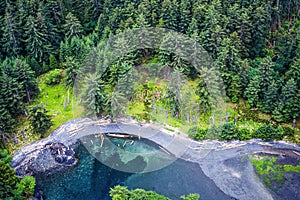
[36,137,233,200]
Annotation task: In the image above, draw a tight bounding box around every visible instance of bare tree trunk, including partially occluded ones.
[26,86,31,103]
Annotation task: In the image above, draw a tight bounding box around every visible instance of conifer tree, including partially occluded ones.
[273,78,300,122]
[29,105,52,135]
[63,12,83,40]
[2,3,21,57]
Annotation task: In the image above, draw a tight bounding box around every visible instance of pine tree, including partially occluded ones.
[0,72,23,117]
[24,14,52,63]
[227,75,242,103]
[29,105,52,136]
[250,4,271,57]
[262,80,279,113]
[215,37,243,100]
[0,100,14,132]
[11,58,39,103]
[81,74,107,117]
[2,3,22,57]
[196,77,211,112]
[273,78,300,122]
[244,75,261,108]
[199,0,227,58]
[179,0,192,33]
[285,57,300,88]
[258,57,276,100]
[64,56,80,88]
[63,12,83,40]
[160,0,179,30]
[49,54,59,69]
[0,160,18,199]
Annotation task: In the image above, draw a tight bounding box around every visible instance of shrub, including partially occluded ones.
[219,122,240,140]
[16,176,36,199]
[188,126,207,140]
[253,123,282,141]
[45,69,62,85]
[238,128,252,140]
[29,105,52,136]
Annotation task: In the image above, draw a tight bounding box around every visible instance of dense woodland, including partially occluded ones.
[0,0,300,199]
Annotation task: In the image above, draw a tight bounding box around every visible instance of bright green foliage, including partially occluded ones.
[29,105,52,135]
[188,126,207,140]
[0,149,12,165]
[0,160,18,199]
[16,176,35,199]
[180,193,200,200]
[109,185,170,200]
[45,69,62,85]
[49,54,59,69]
[250,155,300,189]
[0,151,36,199]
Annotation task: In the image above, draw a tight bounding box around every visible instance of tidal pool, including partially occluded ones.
[35,136,233,200]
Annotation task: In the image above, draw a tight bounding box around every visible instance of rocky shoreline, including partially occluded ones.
[12,118,300,200]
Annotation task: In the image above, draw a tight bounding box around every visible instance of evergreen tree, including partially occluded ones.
[63,12,83,40]
[2,3,21,57]
[196,77,211,112]
[250,4,271,57]
[0,102,14,133]
[24,13,52,63]
[215,37,243,101]
[160,0,179,30]
[179,0,192,33]
[199,0,227,58]
[258,57,276,100]
[273,78,300,122]
[0,72,23,117]
[262,80,279,114]
[244,75,261,108]
[29,105,52,136]
[12,58,39,103]
[64,56,80,88]
[285,57,300,88]
[49,54,59,69]
[0,160,18,199]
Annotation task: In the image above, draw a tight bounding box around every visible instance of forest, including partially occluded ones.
[0,0,300,199]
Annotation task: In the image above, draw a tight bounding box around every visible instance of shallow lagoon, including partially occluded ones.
[36,136,233,200]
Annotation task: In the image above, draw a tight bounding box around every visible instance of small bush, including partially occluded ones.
[188,126,207,140]
[219,122,240,140]
[45,69,62,85]
[253,123,283,141]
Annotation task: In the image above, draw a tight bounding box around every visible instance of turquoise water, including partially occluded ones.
[35,137,233,200]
